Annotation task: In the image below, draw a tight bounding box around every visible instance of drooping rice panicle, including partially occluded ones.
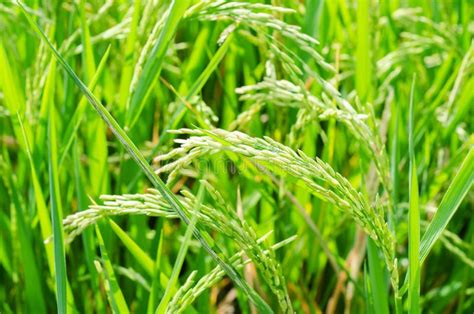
[63,184,294,312]
[155,128,398,290]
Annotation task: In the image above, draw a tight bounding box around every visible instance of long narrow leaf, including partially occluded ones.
[126,0,191,129]
[59,45,111,166]
[95,225,130,313]
[108,219,154,276]
[420,148,474,264]
[367,238,389,314]
[156,185,204,314]
[147,225,164,314]
[48,85,68,314]
[408,75,420,314]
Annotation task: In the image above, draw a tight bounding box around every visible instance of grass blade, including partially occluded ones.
[367,238,389,314]
[59,45,111,166]
[48,86,68,314]
[126,0,191,129]
[95,224,130,313]
[408,74,420,314]
[108,219,154,276]
[156,185,204,314]
[147,225,164,314]
[419,147,474,264]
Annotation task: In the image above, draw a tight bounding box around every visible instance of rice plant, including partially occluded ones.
[0,0,473,313]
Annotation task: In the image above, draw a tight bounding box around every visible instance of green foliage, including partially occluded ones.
[0,0,472,313]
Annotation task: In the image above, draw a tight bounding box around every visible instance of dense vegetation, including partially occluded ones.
[0,0,473,313]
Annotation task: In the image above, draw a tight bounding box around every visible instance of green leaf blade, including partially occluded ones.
[420,148,474,264]
[408,75,420,314]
